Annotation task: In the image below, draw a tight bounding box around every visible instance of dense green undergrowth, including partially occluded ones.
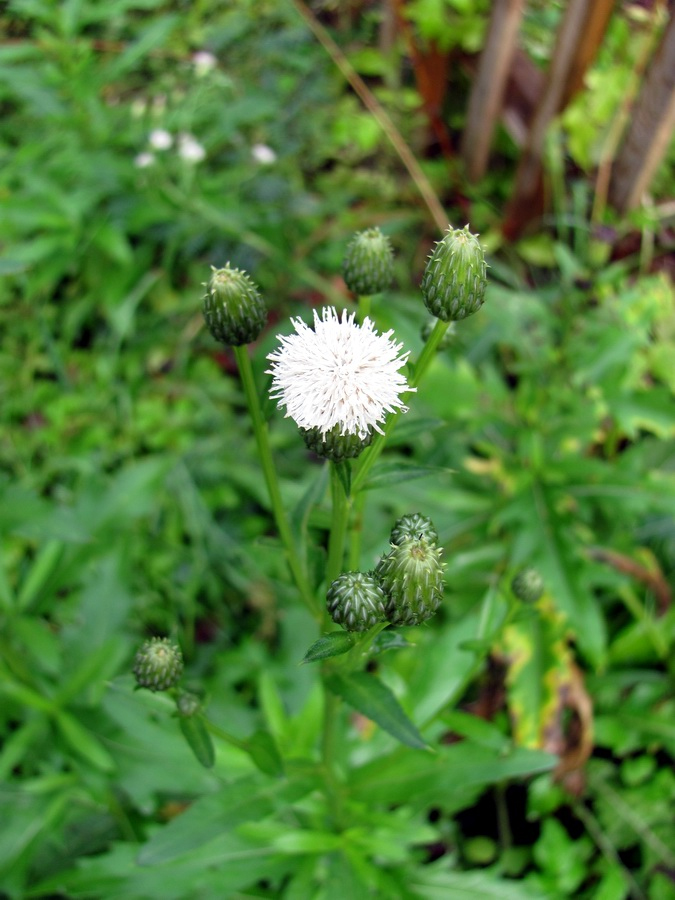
[1,2,674,898]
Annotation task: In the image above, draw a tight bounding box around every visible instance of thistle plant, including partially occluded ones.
[134,224,491,874]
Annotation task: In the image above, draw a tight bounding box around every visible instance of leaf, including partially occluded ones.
[302,632,356,664]
[410,862,549,899]
[325,672,428,750]
[55,711,115,772]
[500,599,574,750]
[245,730,284,777]
[349,742,557,809]
[178,715,215,769]
[137,780,272,865]
[363,461,452,492]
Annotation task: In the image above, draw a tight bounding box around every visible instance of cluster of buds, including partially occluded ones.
[326,513,445,631]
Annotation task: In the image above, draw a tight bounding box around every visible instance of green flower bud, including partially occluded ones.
[376,537,445,626]
[202,263,267,346]
[421,317,456,349]
[511,567,545,603]
[342,227,394,296]
[176,691,202,718]
[327,571,388,632]
[421,225,487,322]
[133,637,184,692]
[300,423,373,462]
[390,513,439,547]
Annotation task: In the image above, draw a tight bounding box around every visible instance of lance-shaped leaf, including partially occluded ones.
[326,672,428,750]
[302,632,356,664]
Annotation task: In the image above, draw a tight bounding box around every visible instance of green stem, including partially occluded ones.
[320,678,345,827]
[203,719,249,752]
[233,345,318,617]
[351,318,450,494]
[326,463,350,591]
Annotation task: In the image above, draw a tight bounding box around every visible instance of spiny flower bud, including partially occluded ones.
[390,513,439,547]
[300,423,374,462]
[202,263,267,346]
[376,537,445,626]
[421,225,487,322]
[511,567,545,603]
[327,571,388,632]
[342,227,394,296]
[133,637,184,692]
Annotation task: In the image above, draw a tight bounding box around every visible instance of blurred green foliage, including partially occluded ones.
[1,1,674,898]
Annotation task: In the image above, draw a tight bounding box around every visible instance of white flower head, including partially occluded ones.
[149,128,173,150]
[177,132,206,163]
[134,151,156,169]
[251,143,277,165]
[192,51,217,75]
[266,307,415,439]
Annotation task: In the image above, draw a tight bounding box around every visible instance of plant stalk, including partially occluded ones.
[233,345,318,617]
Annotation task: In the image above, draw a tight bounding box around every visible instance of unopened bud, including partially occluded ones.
[327,571,388,632]
[421,225,487,322]
[133,637,183,692]
[202,263,267,346]
[342,227,394,296]
[390,513,439,547]
[376,537,445,626]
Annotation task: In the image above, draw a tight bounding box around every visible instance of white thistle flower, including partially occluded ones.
[251,143,277,165]
[177,133,206,163]
[149,128,173,150]
[134,151,156,169]
[192,51,217,75]
[266,307,415,439]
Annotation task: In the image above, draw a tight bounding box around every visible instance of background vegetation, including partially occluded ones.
[1,1,674,898]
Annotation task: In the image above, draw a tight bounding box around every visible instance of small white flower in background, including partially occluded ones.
[251,143,277,165]
[177,133,206,163]
[134,151,156,169]
[267,307,415,439]
[149,128,173,150]
[192,50,217,75]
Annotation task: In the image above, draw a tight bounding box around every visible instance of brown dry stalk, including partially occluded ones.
[290,0,449,233]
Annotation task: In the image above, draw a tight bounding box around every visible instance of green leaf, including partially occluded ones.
[55,711,115,772]
[325,672,428,750]
[302,632,356,664]
[350,742,557,809]
[364,461,452,491]
[244,730,284,777]
[178,715,215,769]
[137,780,272,865]
[16,540,64,612]
[410,862,549,898]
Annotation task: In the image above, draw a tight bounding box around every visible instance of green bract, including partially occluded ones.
[202,263,267,346]
[133,637,184,692]
[390,513,439,547]
[376,537,445,626]
[342,227,394,296]
[511,567,545,603]
[300,423,374,462]
[327,571,388,632]
[421,225,487,322]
